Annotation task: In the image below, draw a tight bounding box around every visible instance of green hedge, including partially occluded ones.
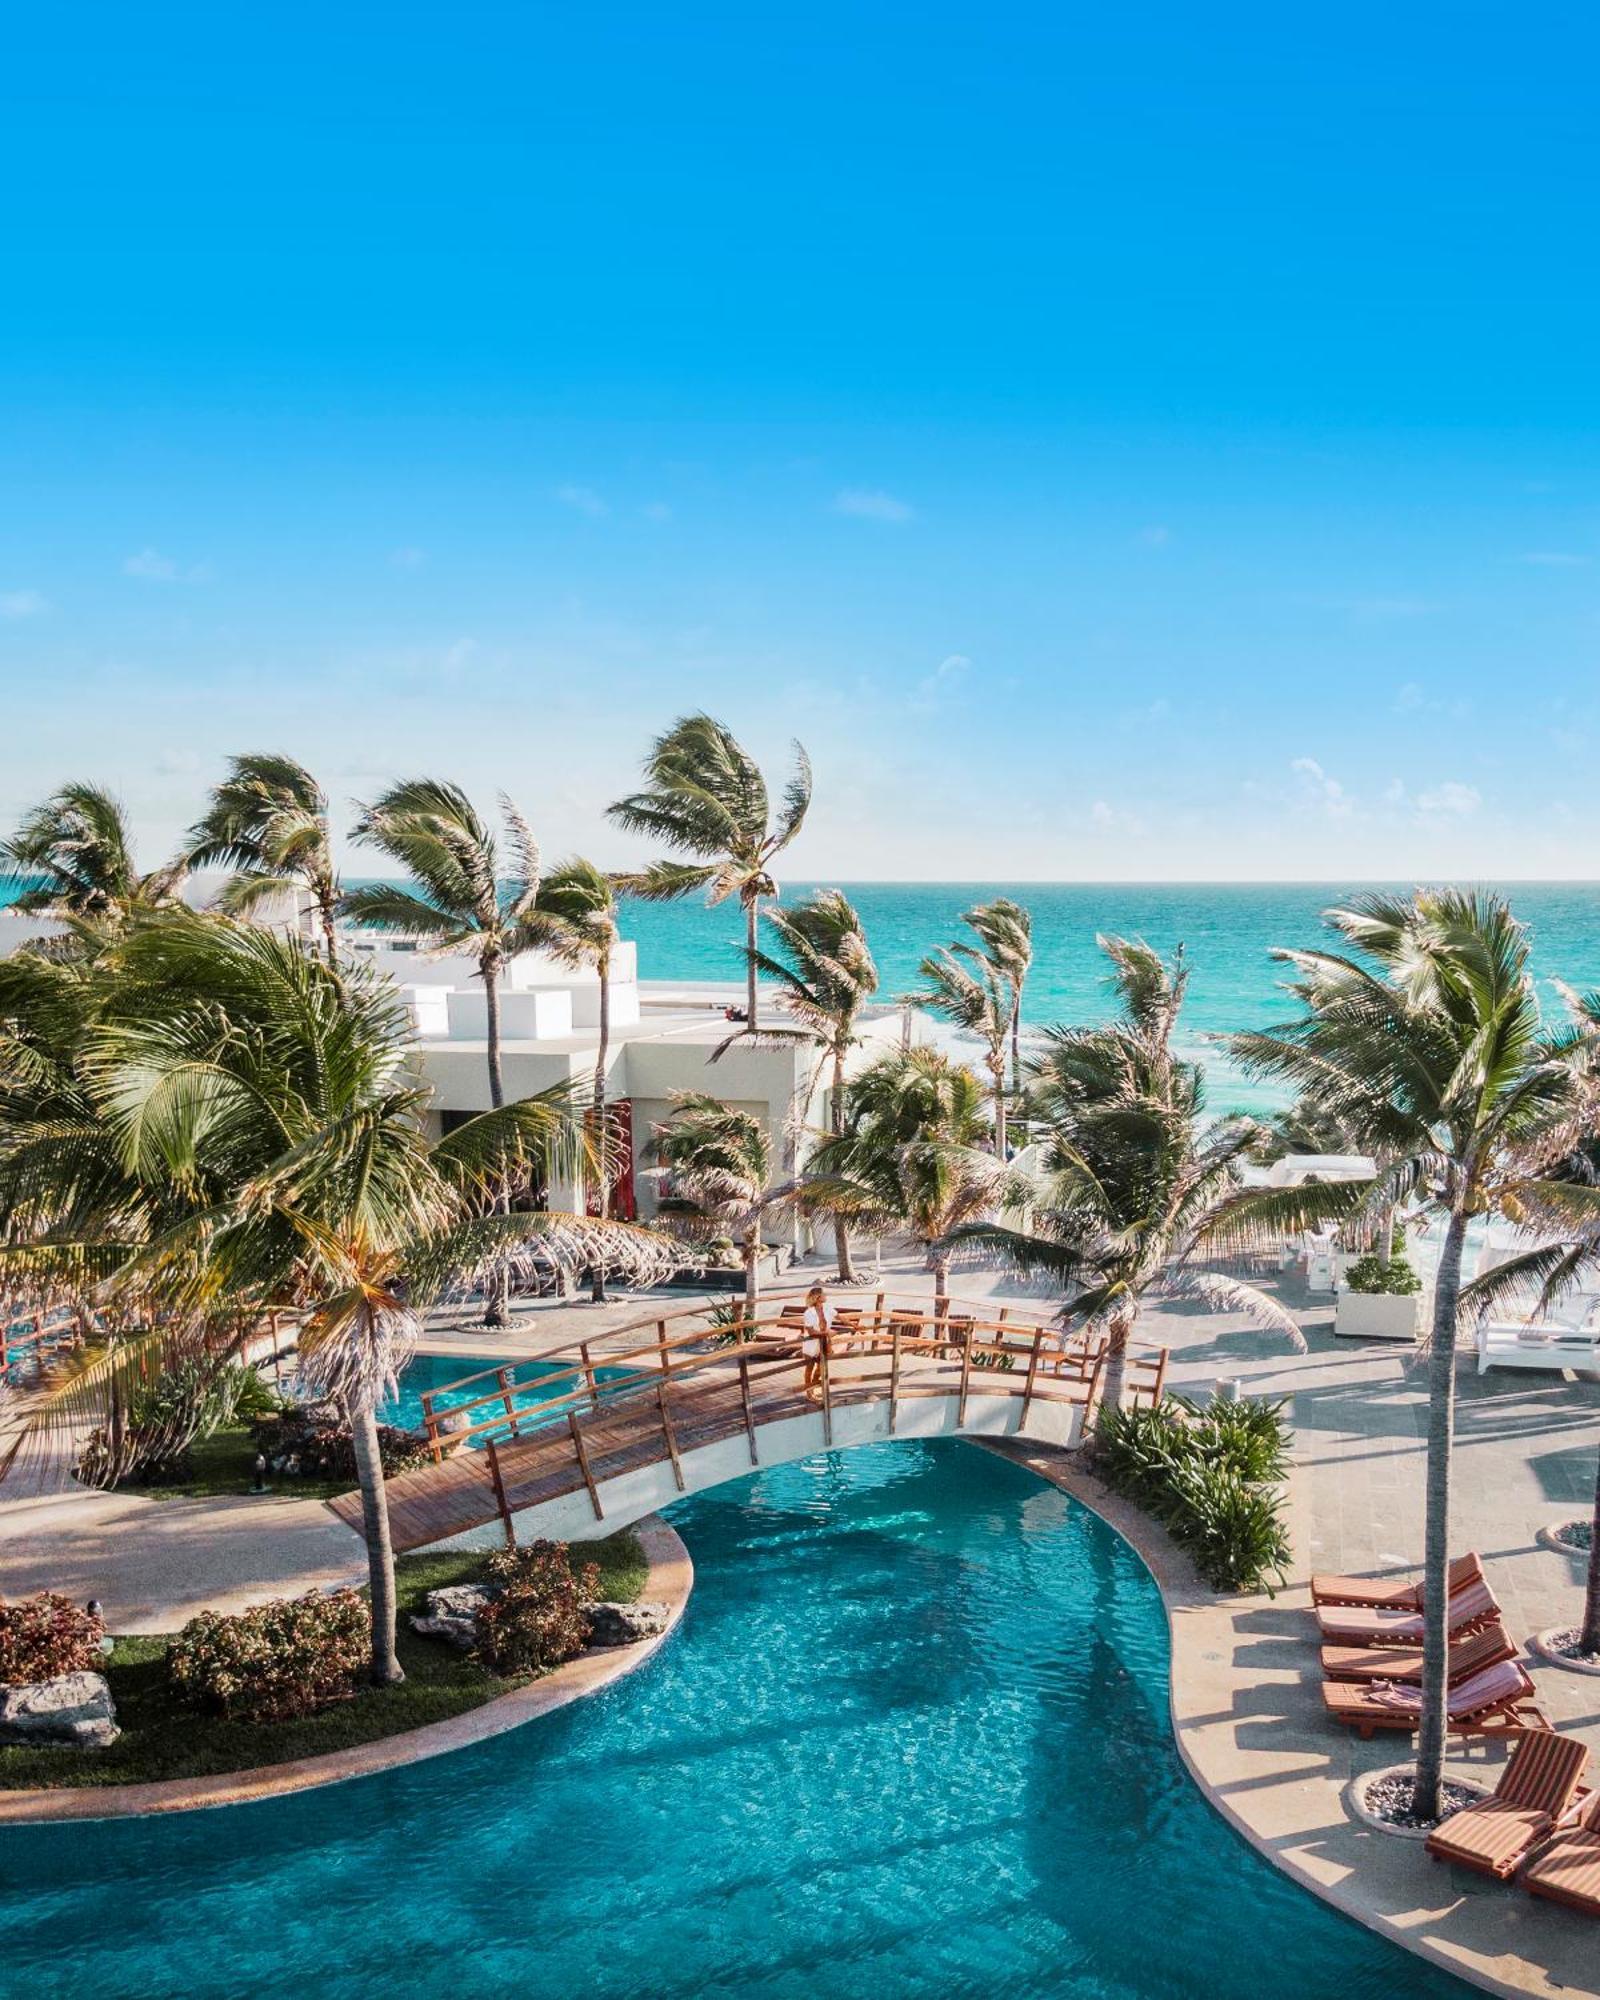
[1094,1394,1292,1594]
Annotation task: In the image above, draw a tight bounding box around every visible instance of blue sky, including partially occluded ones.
[2,2,1598,879]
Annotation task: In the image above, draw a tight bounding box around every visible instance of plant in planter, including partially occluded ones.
[1343,1253,1422,1295]
[1336,1251,1423,1342]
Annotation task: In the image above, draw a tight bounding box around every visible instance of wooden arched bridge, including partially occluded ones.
[330,1292,1168,1553]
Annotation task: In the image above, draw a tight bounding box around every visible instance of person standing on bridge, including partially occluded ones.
[801,1282,829,1400]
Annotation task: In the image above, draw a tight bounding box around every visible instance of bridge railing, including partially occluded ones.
[416,1290,1168,1467]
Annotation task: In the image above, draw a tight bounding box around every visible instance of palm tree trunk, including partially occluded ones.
[482,958,511,1328]
[1100,1310,1134,1415]
[1380,1208,1396,1264]
[991,1053,1008,1158]
[745,895,760,1031]
[349,1397,404,1686]
[1578,1443,1600,1656]
[590,955,612,1306]
[831,1047,857,1284]
[1010,992,1024,1099]
[1413,1204,1469,1820]
[930,1245,951,1319]
[319,893,339,968]
[744,1225,761,1320]
[483,960,506,1110]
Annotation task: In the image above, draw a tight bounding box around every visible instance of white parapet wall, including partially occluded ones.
[426,1389,1088,1553]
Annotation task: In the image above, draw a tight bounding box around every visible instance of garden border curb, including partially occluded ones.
[0,1515,691,1823]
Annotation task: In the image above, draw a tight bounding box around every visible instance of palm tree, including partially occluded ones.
[909,903,1029,1155]
[1,783,184,925]
[805,1045,1026,1311]
[652,1094,776,1318]
[745,889,879,1282]
[607,714,812,1032]
[346,781,544,1110]
[1219,890,1598,1819]
[0,914,672,1677]
[185,753,341,961]
[531,859,624,1302]
[1460,983,1600,1661]
[955,937,1306,1411]
[346,781,546,1325]
[967,898,1033,1098]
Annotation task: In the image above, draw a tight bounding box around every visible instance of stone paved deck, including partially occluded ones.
[1132,1276,1600,2000]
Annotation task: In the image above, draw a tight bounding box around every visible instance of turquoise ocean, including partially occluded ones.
[622,881,1600,1116]
[5,880,1596,1115]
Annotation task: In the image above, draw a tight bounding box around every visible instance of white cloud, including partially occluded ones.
[390,546,427,569]
[912,653,970,710]
[155,748,201,775]
[1394,681,1425,712]
[0,589,47,619]
[556,484,609,518]
[1137,524,1171,547]
[834,487,914,523]
[123,547,209,582]
[642,501,672,522]
[1520,551,1590,567]
[1415,780,1482,817]
[1290,755,1353,819]
[1088,797,1147,837]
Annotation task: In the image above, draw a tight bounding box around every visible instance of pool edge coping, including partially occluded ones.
[975,1439,1592,2000]
[0,1514,692,1824]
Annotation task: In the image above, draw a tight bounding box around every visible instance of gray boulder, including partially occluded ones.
[586,1600,672,1648]
[408,1581,499,1650]
[0,1671,119,1749]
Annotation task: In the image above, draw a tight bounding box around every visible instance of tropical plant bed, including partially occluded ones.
[1092,1393,1293,1594]
[0,1531,646,1791]
[118,1422,352,1502]
[1540,1518,1593,1556]
[118,1412,430,1505]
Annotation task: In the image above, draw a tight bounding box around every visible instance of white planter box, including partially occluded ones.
[1335,1290,1421,1343]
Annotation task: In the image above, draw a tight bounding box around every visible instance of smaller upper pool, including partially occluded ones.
[378,1353,624,1441]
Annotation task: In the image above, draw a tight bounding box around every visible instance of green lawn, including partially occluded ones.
[0,1529,649,1791]
[123,1423,354,1503]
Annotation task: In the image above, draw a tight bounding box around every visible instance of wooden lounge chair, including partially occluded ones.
[1522,1786,1600,1915]
[1425,1729,1590,1879]
[1320,1619,1515,1686]
[1321,1658,1547,1740]
[1311,1551,1482,1611]
[1315,1574,1500,1646]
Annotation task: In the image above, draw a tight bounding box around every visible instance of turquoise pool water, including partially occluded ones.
[0,1441,1469,1999]
[378,1353,622,1439]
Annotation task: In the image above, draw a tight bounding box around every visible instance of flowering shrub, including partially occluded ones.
[168,1591,371,1721]
[249,1403,429,1482]
[474,1543,599,1677]
[0,1593,106,1684]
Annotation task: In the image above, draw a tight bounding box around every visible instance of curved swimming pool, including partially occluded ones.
[0,1440,1468,1999]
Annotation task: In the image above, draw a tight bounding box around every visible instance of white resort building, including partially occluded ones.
[345,928,919,1239]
